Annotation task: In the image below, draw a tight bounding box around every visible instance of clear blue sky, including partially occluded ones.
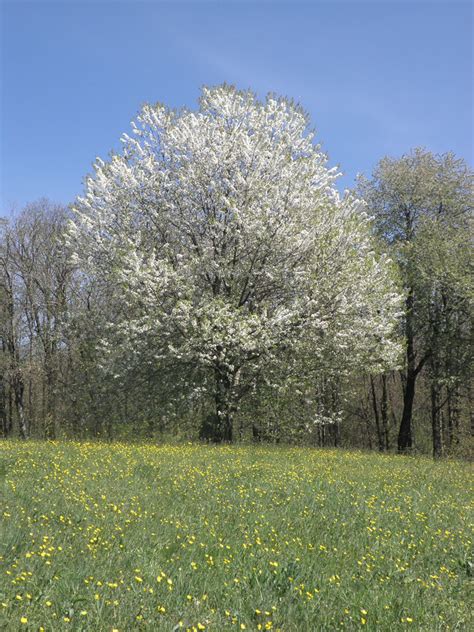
[1,1,472,212]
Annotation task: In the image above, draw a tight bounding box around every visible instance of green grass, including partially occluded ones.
[0,441,472,631]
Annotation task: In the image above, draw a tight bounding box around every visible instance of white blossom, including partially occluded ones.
[69,85,403,439]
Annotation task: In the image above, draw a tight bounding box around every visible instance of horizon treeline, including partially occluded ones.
[0,90,472,458]
[1,148,471,457]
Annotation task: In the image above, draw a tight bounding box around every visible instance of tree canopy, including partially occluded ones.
[69,85,402,441]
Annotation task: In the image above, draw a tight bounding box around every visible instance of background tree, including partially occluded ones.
[1,217,29,438]
[1,202,73,437]
[415,219,472,456]
[358,149,473,453]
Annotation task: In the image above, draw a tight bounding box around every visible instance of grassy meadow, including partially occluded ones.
[0,441,472,631]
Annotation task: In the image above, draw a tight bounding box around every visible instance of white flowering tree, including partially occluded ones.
[70,85,402,441]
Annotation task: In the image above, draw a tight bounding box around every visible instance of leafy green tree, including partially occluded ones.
[359,148,473,453]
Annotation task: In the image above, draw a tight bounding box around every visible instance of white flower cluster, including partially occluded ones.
[69,85,403,418]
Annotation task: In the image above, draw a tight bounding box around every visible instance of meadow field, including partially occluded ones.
[0,442,472,631]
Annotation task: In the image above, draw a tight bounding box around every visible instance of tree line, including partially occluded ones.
[1,86,472,456]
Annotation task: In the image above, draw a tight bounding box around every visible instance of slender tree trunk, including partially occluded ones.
[364,410,373,450]
[331,381,340,447]
[469,384,474,438]
[12,369,28,439]
[27,335,33,432]
[381,374,390,450]
[238,416,244,441]
[147,416,154,439]
[398,289,416,452]
[0,373,7,437]
[44,355,56,439]
[431,382,443,459]
[370,375,384,451]
[8,384,13,435]
[398,370,415,451]
[446,387,453,448]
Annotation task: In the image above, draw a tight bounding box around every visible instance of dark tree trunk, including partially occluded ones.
[318,423,326,447]
[0,373,7,437]
[362,390,373,450]
[200,365,234,443]
[398,369,415,451]
[469,384,474,437]
[370,375,384,451]
[12,369,28,439]
[147,416,155,439]
[381,374,390,450]
[8,385,13,435]
[331,380,340,447]
[431,382,443,459]
[398,289,417,452]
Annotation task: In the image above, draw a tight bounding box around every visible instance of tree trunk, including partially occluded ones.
[43,352,57,439]
[201,365,234,443]
[0,373,7,437]
[252,423,262,442]
[12,369,28,439]
[364,408,373,450]
[370,375,384,451]
[215,368,233,442]
[398,289,416,452]
[469,384,474,437]
[398,369,415,451]
[431,382,443,459]
[8,384,13,435]
[381,374,390,450]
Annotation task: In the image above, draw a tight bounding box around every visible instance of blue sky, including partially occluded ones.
[1,1,472,212]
